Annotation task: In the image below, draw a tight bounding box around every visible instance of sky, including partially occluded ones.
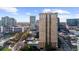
[0,7,79,22]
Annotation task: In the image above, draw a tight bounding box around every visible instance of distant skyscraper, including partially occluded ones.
[1,16,9,27]
[67,19,79,26]
[1,16,16,27]
[10,18,16,26]
[39,13,58,49]
[30,16,36,30]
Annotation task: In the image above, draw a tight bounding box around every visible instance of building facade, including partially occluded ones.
[67,19,79,26]
[57,17,60,32]
[30,16,36,30]
[39,13,58,49]
[1,16,16,27]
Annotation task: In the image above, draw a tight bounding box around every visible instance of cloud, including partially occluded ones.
[42,8,71,22]
[63,14,79,19]
[73,14,79,18]
[60,14,79,22]
[0,7,18,15]
[58,14,79,22]
[43,9,52,13]
[26,12,31,16]
[58,14,70,22]
[43,8,70,14]
[52,9,70,14]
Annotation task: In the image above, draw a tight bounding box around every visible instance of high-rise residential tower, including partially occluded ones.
[30,16,36,30]
[1,16,16,27]
[39,13,58,50]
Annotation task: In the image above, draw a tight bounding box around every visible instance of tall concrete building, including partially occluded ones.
[1,16,16,27]
[39,13,58,49]
[30,16,36,30]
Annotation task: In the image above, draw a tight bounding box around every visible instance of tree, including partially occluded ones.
[20,32,29,41]
[20,44,39,51]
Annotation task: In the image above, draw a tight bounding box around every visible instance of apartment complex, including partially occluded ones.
[0,16,16,27]
[39,13,58,49]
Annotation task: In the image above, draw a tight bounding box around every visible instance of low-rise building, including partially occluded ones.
[12,26,26,32]
[0,26,28,33]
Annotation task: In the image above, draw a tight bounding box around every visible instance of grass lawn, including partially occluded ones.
[1,48,12,51]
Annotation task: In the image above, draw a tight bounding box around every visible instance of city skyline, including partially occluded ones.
[0,7,79,51]
[0,7,79,22]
